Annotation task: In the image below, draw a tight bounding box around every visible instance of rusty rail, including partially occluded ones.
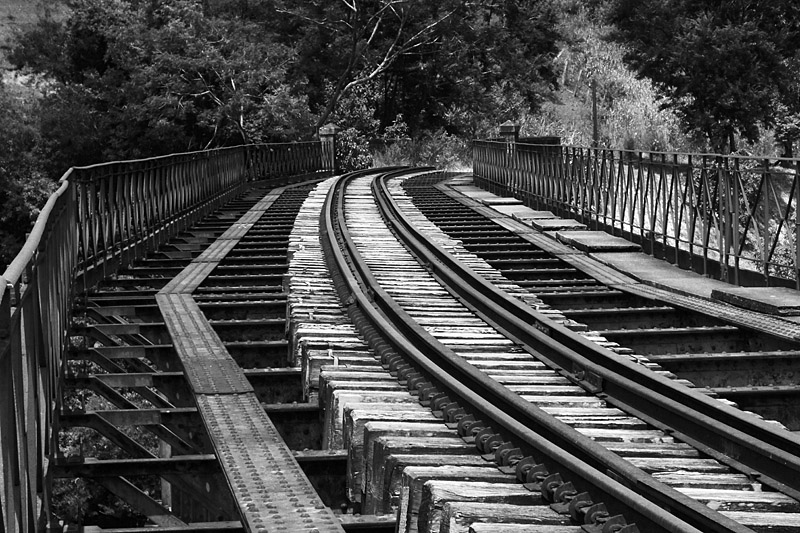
[0,141,329,532]
[473,140,800,288]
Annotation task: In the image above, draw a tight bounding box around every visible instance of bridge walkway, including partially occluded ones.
[63,179,347,533]
[153,183,344,533]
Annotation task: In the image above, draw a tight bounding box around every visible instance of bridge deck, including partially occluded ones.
[43,171,800,532]
[155,185,343,533]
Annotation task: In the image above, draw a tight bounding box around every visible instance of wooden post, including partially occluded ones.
[499,120,519,144]
[499,121,520,196]
[319,124,339,175]
[592,79,599,148]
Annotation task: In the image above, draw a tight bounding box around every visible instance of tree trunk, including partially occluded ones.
[313,54,357,136]
[781,140,794,159]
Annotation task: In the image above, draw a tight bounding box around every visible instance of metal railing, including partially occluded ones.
[0,141,329,532]
[474,140,800,288]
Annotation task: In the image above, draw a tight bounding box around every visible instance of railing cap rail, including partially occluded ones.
[0,274,7,307]
[69,141,320,172]
[477,138,800,165]
[2,178,72,287]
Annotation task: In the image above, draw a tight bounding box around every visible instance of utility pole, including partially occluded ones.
[592,78,599,148]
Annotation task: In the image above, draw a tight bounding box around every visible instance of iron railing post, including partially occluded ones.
[319,124,339,175]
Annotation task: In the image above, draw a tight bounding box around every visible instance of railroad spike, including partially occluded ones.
[474,426,500,453]
[456,413,477,435]
[541,472,565,503]
[495,444,523,467]
[550,481,578,514]
[443,404,466,423]
[568,492,594,523]
[430,394,452,412]
[515,456,537,483]
[491,441,515,463]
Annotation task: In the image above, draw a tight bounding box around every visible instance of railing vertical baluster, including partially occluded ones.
[719,159,729,283]
[10,289,30,532]
[732,158,741,285]
[796,161,800,289]
[763,159,771,284]
[1,276,17,533]
[659,152,667,255]
[672,154,680,265]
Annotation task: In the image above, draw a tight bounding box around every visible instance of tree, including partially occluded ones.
[775,55,800,158]
[524,1,686,151]
[11,0,315,165]
[11,0,563,171]
[275,0,560,138]
[0,80,55,269]
[607,0,800,153]
[275,0,458,133]
[398,0,560,137]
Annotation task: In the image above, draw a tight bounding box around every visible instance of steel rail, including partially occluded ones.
[374,168,800,528]
[374,170,800,487]
[322,168,709,533]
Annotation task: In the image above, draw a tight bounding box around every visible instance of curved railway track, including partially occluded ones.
[400,176,800,431]
[320,168,800,533]
[56,168,800,533]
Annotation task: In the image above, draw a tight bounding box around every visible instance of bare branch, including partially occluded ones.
[342,8,455,93]
[275,8,341,31]
[313,2,456,133]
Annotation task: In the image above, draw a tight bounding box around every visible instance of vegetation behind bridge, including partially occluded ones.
[1,0,799,268]
[0,0,799,525]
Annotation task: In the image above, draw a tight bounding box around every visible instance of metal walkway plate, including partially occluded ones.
[156,293,253,394]
[154,183,345,532]
[160,262,218,294]
[557,230,641,252]
[712,286,800,316]
[199,394,343,533]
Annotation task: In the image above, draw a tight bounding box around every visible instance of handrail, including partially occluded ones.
[473,140,800,288]
[3,177,73,285]
[0,141,328,532]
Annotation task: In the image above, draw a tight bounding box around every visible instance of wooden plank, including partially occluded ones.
[419,481,541,533]
[358,421,458,513]
[369,438,482,516]
[303,350,380,398]
[322,381,406,413]
[469,525,580,533]
[349,421,455,506]
[398,466,516,533]
[721,511,800,532]
[677,488,800,512]
[324,394,424,449]
[439,502,571,533]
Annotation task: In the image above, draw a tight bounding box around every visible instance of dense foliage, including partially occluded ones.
[3,0,800,267]
[0,79,55,267]
[524,1,688,151]
[1,0,562,265]
[2,0,800,525]
[606,0,800,154]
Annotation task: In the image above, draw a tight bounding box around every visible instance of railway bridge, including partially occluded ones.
[3,125,800,533]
